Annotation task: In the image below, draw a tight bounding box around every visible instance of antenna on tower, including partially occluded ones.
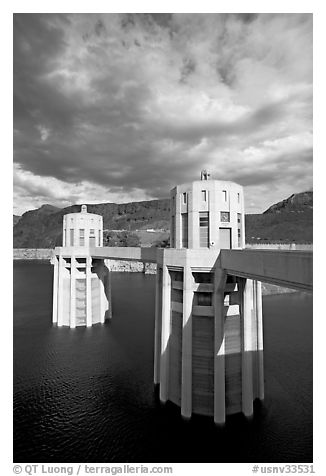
[200,170,210,180]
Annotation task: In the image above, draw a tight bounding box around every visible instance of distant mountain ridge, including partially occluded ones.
[263,191,313,214]
[13,191,313,248]
[246,191,312,244]
[13,199,170,248]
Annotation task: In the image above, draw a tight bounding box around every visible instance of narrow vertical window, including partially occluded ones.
[171,215,175,247]
[79,229,85,246]
[223,190,227,201]
[237,192,240,203]
[70,229,74,246]
[237,213,241,247]
[181,213,188,248]
[98,230,101,247]
[183,192,187,204]
[201,190,207,201]
[89,229,95,247]
[199,212,209,248]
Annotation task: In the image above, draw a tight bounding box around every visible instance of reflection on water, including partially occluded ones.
[13,261,312,462]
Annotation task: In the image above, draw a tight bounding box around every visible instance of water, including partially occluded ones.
[13,261,313,463]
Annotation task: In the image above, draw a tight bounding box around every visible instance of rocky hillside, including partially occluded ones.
[263,191,313,214]
[13,191,313,248]
[245,191,313,243]
[13,199,170,248]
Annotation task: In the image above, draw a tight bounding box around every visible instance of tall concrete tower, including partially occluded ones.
[51,205,111,327]
[154,172,264,423]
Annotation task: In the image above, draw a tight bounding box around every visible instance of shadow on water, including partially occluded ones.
[13,261,312,463]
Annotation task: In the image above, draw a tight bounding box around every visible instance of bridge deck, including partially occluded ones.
[54,246,158,263]
[220,249,313,292]
[53,247,312,292]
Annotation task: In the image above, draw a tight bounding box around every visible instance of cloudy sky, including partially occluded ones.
[13,13,312,215]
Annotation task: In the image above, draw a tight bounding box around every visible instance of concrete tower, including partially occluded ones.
[154,172,264,423]
[51,205,111,327]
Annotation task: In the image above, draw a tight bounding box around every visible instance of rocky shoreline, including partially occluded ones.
[13,248,157,274]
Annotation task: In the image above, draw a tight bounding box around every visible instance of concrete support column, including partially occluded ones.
[99,260,105,324]
[214,266,227,424]
[57,255,64,327]
[159,265,171,402]
[240,278,254,417]
[70,256,76,328]
[255,280,264,400]
[86,256,93,327]
[52,255,58,324]
[106,264,112,320]
[181,264,193,418]
[154,266,163,384]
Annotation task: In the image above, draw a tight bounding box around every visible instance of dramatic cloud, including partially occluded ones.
[13,13,312,214]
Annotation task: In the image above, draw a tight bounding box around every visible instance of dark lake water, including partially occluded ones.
[13,261,313,463]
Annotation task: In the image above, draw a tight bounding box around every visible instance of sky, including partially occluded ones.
[13,12,313,215]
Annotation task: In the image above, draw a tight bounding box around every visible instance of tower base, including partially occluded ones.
[154,248,264,423]
[51,247,112,327]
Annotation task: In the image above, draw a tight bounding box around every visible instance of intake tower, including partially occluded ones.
[154,172,264,422]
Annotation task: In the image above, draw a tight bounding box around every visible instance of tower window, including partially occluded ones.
[89,229,96,247]
[79,229,85,246]
[201,190,207,201]
[238,228,241,247]
[222,190,227,201]
[199,212,209,248]
[237,192,240,203]
[70,229,74,246]
[181,213,188,248]
[171,215,175,247]
[182,192,187,204]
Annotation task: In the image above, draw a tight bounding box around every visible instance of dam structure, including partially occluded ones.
[51,205,111,327]
[51,172,312,423]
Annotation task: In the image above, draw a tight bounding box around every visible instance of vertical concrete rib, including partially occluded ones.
[70,256,76,328]
[52,255,58,324]
[214,267,227,424]
[240,278,254,417]
[106,262,112,319]
[99,261,105,324]
[181,264,193,418]
[57,255,64,327]
[159,265,171,402]
[154,267,163,385]
[86,256,93,327]
[255,280,264,400]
